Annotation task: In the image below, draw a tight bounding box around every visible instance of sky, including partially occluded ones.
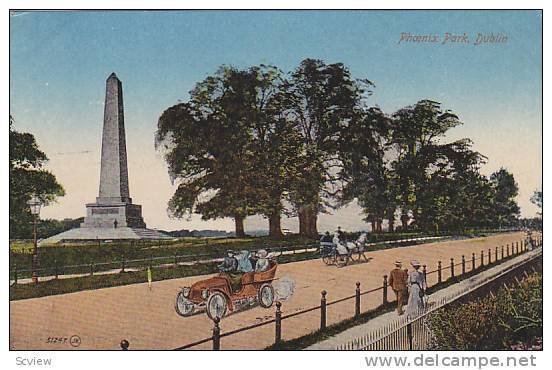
[9,10,542,232]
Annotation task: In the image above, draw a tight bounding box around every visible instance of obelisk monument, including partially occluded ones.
[41,73,170,243]
[81,73,146,229]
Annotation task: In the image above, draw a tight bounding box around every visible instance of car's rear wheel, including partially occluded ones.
[206,292,228,320]
[175,291,195,317]
[258,283,275,308]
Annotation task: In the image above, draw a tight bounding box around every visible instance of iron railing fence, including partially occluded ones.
[140,234,541,351]
[337,246,543,351]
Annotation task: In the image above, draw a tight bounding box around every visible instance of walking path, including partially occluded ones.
[306,246,542,350]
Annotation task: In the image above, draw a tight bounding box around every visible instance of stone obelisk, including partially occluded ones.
[41,73,171,243]
[98,73,131,204]
[81,73,146,229]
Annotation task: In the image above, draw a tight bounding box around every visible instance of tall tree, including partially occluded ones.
[489,168,520,227]
[9,116,65,238]
[156,65,298,237]
[390,100,464,230]
[530,190,542,217]
[339,107,393,232]
[284,59,374,237]
[156,67,260,236]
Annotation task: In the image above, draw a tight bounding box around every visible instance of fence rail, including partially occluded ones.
[144,234,541,351]
[10,232,467,283]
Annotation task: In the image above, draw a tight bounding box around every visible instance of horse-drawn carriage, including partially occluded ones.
[320,232,369,267]
[175,261,277,319]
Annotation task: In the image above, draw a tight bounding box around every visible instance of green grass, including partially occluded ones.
[9,250,321,301]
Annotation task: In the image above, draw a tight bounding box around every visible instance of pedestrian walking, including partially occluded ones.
[405,260,427,318]
[388,260,408,315]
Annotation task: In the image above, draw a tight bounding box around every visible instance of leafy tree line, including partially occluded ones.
[155,59,521,238]
[9,116,65,239]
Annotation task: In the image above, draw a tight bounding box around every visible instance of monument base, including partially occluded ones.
[81,202,146,229]
[39,227,172,245]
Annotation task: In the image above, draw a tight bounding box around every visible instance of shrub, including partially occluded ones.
[428,272,542,350]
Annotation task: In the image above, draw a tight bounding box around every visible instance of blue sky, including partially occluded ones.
[9,10,542,231]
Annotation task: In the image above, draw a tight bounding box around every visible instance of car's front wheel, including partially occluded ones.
[175,291,195,317]
[206,292,228,320]
[258,283,275,308]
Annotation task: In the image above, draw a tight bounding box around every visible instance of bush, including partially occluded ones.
[428,272,542,350]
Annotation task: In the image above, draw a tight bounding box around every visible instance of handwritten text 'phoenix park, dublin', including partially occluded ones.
[398,32,508,45]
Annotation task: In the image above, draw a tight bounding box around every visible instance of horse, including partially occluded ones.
[344,232,370,262]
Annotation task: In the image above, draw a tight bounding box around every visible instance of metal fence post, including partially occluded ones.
[506,244,510,257]
[320,290,327,330]
[495,247,498,262]
[120,339,129,350]
[461,255,466,275]
[89,261,94,276]
[437,261,442,283]
[472,253,476,271]
[422,265,427,281]
[501,246,504,259]
[450,258,455,278]
[212,317,221,350]
[383,275,388,305]
[355,282,361,318]
[516,242,519,254]
[407,322,413,350]
[488,249,491,264]
[275,301,282,344]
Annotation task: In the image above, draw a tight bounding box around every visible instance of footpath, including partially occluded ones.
[306,246,542,350]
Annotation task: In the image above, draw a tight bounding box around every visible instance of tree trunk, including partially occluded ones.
[298,207,307,236]
[307,207,318,238]
[235,215,245,237]
[299,205,318,238]
[376,219,382,233]
[371,220,376,233]
[387,212,395,233]
[401,213,409,231]
[268,212,283,238]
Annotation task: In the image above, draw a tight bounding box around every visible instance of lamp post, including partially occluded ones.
[27,195,42,284]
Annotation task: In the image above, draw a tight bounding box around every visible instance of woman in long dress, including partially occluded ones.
[405,260,427,318]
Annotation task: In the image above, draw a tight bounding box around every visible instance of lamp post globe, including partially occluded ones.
[27,195,41,284]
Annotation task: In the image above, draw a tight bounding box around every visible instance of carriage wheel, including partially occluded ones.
[206,292,228,320]
[336,254,349,267]
[322,254,333,265]
[258,283,275,308]
[175,291,195,317]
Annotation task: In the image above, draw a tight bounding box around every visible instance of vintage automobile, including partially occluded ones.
[175,261,278,320]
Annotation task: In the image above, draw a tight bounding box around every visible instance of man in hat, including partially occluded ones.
[218,250,238,273]
[388,260,409,315]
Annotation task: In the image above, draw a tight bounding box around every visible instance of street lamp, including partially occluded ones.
[27,195,42,284]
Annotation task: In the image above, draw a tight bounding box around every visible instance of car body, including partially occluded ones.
[175,261,278,319]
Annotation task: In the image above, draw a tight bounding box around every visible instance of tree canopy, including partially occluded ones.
[9,116,65,238]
